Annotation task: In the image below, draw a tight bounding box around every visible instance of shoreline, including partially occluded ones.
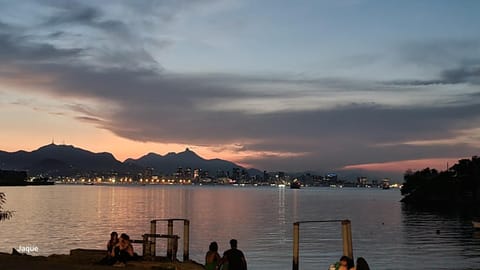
[0,249,205,270]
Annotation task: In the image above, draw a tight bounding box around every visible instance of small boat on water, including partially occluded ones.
[290,180,301,189]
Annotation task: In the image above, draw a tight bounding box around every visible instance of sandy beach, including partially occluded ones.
[0,249,205,270]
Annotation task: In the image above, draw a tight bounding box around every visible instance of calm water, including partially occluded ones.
[1,185,479,269]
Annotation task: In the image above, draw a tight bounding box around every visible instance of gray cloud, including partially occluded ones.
[399,39,480,67]
[44,5,101,26]
[43,3,134,41]
[75,116,104,124]
[389,65,480,86]
[441,66,480,85]
[391,40,480,86]
[0,22,84,63]
[3,38,480,172]
[1,1,480,176]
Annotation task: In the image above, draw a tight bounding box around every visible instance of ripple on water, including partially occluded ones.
[1,186,480,270]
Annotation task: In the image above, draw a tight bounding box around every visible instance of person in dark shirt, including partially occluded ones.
[99,231,119,265]
[219,239,247,270]
[339,255,354,270]
[355,257,370,270]
[205,241,221,270]
[107,231,119,256]
[111,233,136,267]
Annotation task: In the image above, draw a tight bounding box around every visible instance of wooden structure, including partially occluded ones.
[133,218,190,262]
[292,219,353,270]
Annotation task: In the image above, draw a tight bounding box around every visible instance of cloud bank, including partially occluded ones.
[1,0,480,178]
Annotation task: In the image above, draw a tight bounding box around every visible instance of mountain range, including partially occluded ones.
[0,144,261,177]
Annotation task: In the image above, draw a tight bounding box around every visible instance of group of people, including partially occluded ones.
[102,231,138,267]
[205,239,247,270]
[101,232,367,270]
[330,255,370,270]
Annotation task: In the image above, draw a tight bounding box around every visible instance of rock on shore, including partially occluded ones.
[0,249,205,270]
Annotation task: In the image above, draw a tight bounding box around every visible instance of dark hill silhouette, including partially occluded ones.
[0,143,126,176]
[126,148,255,175]
[0,144,262,177]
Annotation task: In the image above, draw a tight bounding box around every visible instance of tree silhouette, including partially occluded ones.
[401,156,480,205]
[0,192,14,221]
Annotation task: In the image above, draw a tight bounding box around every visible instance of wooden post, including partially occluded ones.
[172,236,178,261]
[150,220,156,256]
[142,234,150,257]
[183,219,190,261]
[341,220,353,259]
[293,222,300,270]
[167,219,174,259]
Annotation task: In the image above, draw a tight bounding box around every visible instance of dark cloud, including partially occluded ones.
[75,116,104,123]
[17,57,480,170]
[441,66,480,85]
[1,1,480,175]
[391,40,480,86]
[44,4,133,40]
[44,5,101,26]
[399,39,480,67]
[47,31,66,38]
[388,65,480,86]
[0,32,83,63]
[2,36,480,172]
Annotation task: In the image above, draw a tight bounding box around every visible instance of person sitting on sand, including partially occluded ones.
[355,257,370,270]
[205,241,221,270]
[98,231,119,265]
[329,256,354,270]
[107,231,119,257]
[339,255,354,270]
[218,239,247,270]
[111,233,136,267]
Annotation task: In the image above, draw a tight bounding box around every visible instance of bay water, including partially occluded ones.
[1,185,479,269]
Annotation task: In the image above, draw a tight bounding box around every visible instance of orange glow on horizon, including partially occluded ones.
[343,157,465,173]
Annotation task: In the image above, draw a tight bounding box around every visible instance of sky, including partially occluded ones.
[1,0,480,180]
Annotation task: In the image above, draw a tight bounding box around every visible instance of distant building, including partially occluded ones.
[232,167,241,180]
[326,173,338,184]
[381,178,390,189]
[263,171,269,182]
[357,177,368,187]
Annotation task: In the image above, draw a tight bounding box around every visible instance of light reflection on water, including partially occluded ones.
[1,185,479,270]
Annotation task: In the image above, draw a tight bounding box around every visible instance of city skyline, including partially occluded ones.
[1,0,479,179]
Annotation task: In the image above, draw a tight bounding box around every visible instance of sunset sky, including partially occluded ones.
[1,0,479,179]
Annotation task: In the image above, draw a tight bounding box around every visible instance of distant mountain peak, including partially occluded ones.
[146,152,162,157]
[181,148,193,154]
[38,143,74,150]
[0,144,263,177]
[165,152,176,157]
[178,148,203,159]
[0,143,125,176]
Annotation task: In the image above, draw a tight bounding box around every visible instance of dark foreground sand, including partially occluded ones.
[0,249,205,270]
